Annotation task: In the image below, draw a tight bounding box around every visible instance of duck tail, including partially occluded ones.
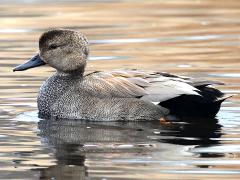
[215,94,233,103]
[160,86,232,119]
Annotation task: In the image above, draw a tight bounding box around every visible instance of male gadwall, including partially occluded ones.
[14,29,229,121]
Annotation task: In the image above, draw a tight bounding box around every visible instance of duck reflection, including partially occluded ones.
[37,118,223,179]
[159,119,222,145]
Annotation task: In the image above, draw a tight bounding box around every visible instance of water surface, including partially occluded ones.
[0,0,240,179]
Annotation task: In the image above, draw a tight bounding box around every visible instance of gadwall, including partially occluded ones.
[13,29,229,121]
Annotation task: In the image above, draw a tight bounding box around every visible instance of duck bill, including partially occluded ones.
[13,54,46,72]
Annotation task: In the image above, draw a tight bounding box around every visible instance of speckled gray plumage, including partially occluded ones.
[37,72,168,121]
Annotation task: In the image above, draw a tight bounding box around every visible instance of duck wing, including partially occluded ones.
[84,70,229,118]
[84,70,201,103]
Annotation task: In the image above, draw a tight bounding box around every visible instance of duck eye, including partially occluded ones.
[48,44,59,50]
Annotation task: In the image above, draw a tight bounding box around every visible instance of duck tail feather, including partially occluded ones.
[215,94,233,103]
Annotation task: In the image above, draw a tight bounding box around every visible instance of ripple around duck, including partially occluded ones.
[89,56,129,61]
[90,35,222,45]
[209,73,240,78]
[0,29,32,33]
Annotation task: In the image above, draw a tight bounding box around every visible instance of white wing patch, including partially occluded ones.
[141,77,201,102]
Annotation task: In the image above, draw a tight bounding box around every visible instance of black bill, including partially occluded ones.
[13,54,46,72]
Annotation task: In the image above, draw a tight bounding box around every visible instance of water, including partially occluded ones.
[0,0,240,179]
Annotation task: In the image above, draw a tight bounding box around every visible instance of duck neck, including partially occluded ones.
[57,64,85,78]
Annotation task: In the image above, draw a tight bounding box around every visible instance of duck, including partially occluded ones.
[13,29,230,121]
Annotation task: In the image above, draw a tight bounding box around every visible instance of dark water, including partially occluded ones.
[0,0,240,179]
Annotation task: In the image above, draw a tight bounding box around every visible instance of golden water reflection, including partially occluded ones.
[0,0,240,179]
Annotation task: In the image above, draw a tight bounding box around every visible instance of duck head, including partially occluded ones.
[13,29,89,73]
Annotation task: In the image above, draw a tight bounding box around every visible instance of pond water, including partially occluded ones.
[0,0,240,179]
